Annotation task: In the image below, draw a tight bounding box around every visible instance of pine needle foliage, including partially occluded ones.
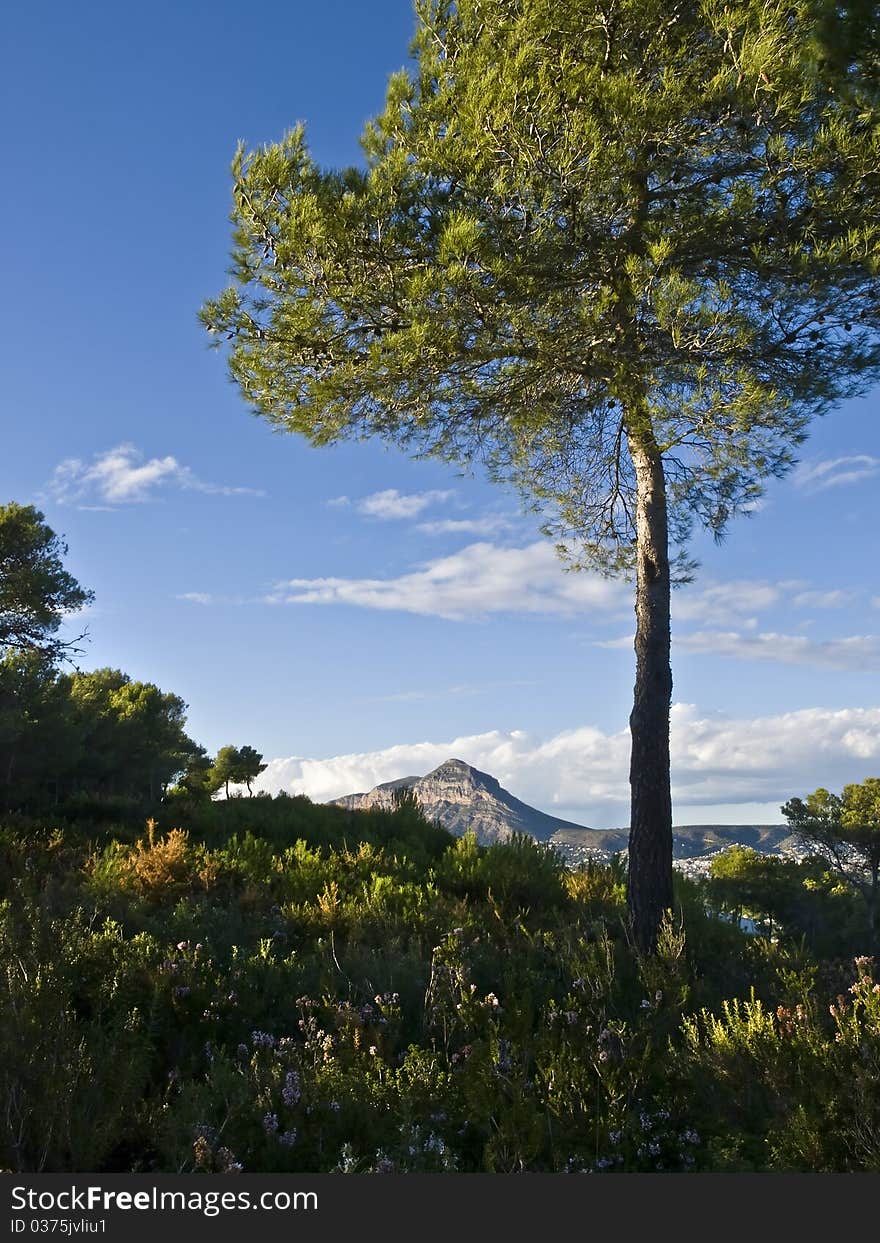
[203,0,880,949]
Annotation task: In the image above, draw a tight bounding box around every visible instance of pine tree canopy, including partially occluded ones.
[0,503,94,660]
[203,0,879,574]
[203,0,879,949]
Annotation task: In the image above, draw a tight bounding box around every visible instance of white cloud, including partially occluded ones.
[47,444,265,505]
[269,541,630,620]
[255,704,880,826]
[791,589,856,610]
[674,580,859,625]
[416,516,513,536]
[793,454,880,491]
[357,488,454,520]
[257,725,632,816]
[177,591,249,607]
[674,580,782,624]
[369,678,540,704]
[676,629,880,671]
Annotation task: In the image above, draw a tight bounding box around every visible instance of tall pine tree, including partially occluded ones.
[203,0,880,949]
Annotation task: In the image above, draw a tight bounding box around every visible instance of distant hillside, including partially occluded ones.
[550,822,798,866]
[331,757,598,844]
[330,759,796,859]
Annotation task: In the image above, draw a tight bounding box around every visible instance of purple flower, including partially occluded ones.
[263,1112,279,1134]
[282,1071,301,1107]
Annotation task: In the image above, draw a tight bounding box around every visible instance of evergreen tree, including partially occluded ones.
[783,778,880,949]
[0,503,93,661]
[172,749,217,802]
[209,744,267,796]
[236,744,267,795]
[210,745,242,799]
[0,651,82,804]
[203,0,880,949]
[64,668,200,802]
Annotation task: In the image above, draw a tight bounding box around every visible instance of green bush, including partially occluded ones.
[0,903,156,1171]
[3,802,880,1172]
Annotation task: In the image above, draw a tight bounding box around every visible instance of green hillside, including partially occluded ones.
[1,794,877,1174]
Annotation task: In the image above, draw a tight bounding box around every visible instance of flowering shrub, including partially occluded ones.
[0,902,155,1170]
[2,809,880,1172]
[87,820,218,903]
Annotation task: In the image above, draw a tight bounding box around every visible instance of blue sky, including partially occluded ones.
[3,1,878,828]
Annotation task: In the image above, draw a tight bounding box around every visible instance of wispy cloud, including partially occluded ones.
[254,704,880,824]
[791,589,856,610]
[268,541,631,621]
[357,489,454,520]
[676,629,880,671]
[793,454,880,491]
[675,579,860,624]
[415,516,513,536]
[177,592,215,606]
[177,591,250,607]
[595,627,880,669]
[368,678,540,704]
[675,580,782,625]
[46,444,265,506]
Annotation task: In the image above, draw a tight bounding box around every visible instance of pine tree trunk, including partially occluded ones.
[626,434,674,953]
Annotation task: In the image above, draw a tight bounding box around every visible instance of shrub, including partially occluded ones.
[0,903,155,1171]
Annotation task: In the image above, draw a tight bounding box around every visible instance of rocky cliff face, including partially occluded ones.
[330,757,595,845]
[330,758,795,860]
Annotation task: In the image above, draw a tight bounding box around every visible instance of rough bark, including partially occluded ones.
[626,432,674,953]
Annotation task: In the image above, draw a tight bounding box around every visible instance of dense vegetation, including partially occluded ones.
[2,792,878,1174]
[2,504,879,1175]
[0,651,269,814]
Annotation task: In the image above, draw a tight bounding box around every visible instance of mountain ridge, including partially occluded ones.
[330,758,796,859]
[331,757,598,845]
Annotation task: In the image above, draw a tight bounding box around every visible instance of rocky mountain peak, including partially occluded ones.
[421,758,501,792]
[330,757,591,845]
[329,759,795,861]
